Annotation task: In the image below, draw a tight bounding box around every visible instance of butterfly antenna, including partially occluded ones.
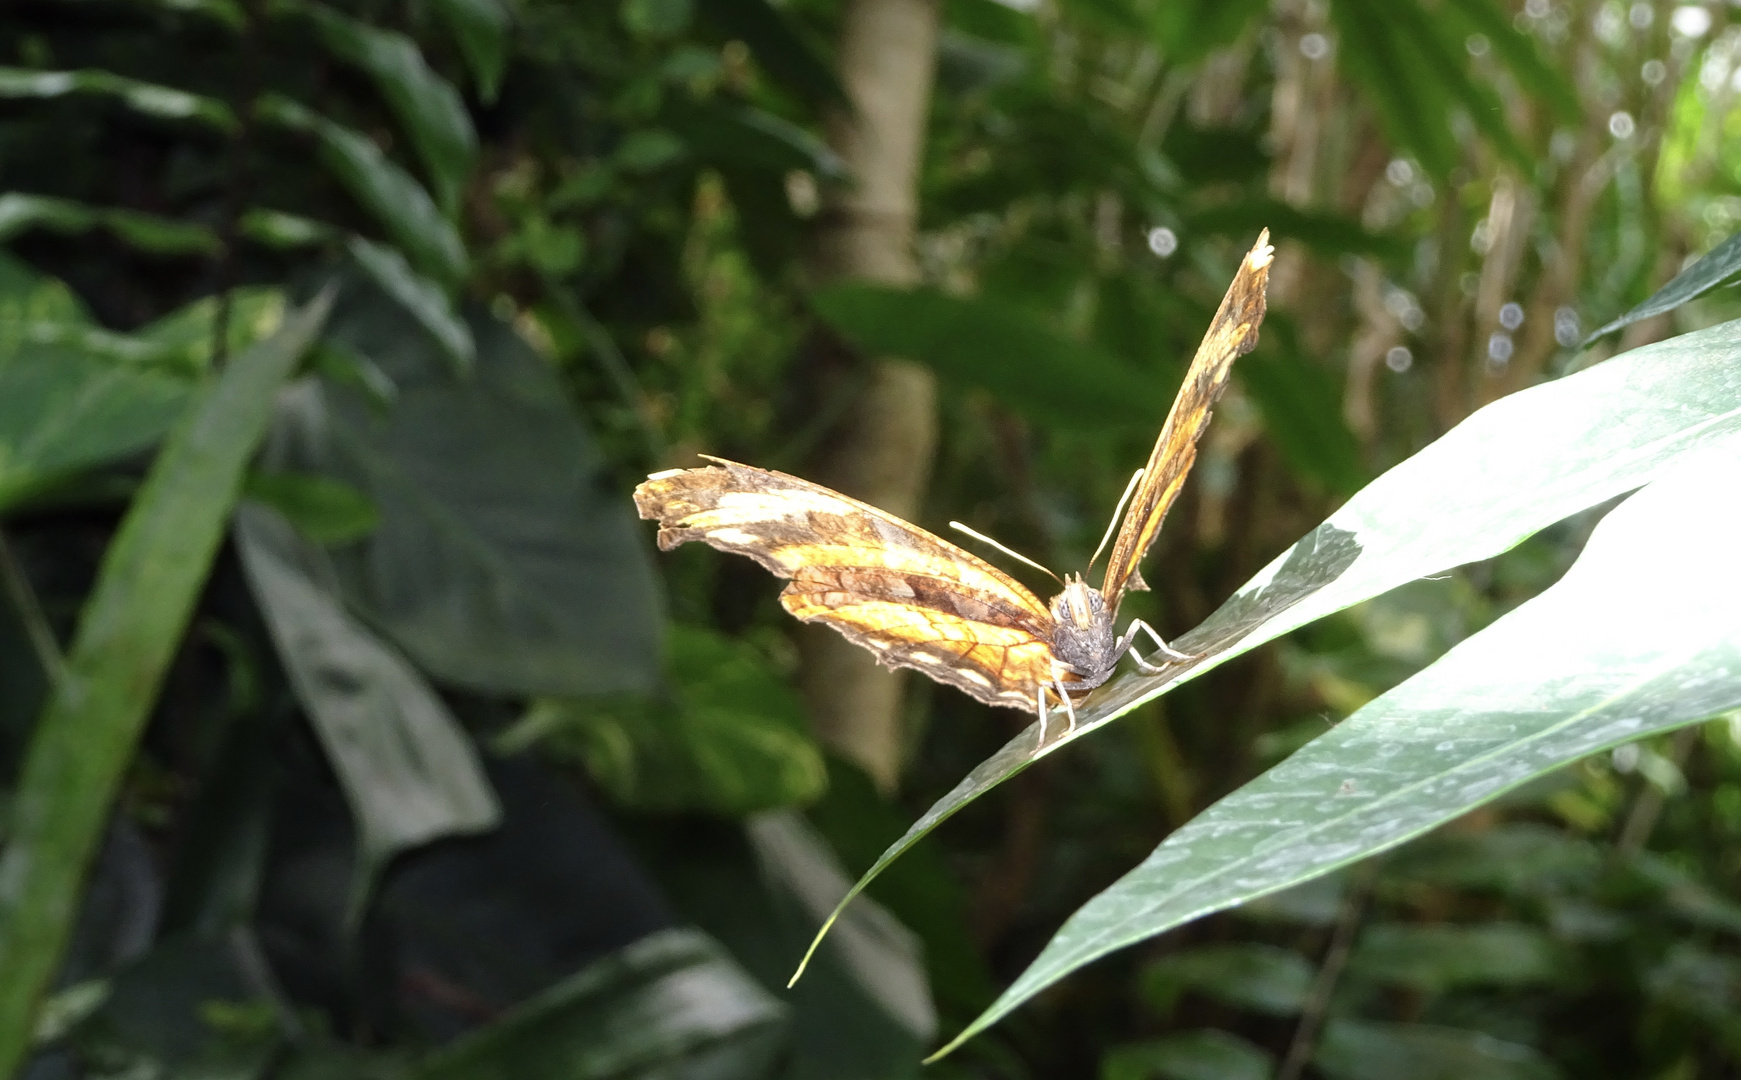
[949,522,1063,585]
[1089,468,1145,569]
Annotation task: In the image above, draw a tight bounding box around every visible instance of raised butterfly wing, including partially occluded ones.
[1099,231,1274,615]
[634,457,1059,710]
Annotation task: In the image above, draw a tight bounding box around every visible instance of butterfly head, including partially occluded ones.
[1048,574,1118,685]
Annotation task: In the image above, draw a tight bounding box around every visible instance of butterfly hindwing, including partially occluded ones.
[1100,231,1274,615]
[634,458,1058,708]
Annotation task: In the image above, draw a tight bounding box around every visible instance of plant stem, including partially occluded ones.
[1276,862,1378,1080]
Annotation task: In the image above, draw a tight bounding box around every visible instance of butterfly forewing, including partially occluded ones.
[1099,231,1274,615]
[634,458,1058,708]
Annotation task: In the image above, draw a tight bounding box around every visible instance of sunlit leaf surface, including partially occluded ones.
[941,438,1741,1053]
[793,318,1741,1028]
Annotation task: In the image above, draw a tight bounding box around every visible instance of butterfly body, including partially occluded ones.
[634,232,1273,743]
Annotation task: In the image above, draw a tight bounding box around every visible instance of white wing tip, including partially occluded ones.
[647,468,687,480]
[1248,230,1275,271]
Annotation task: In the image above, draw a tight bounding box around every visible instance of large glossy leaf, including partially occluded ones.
[1586,227,1741,343]
[939,436,1741,1054]
[0,65,238,131]
[1101,1030,1274,1080]
[500,626,825,816]
[285,2,478,215]
[0,341,192,512]
[269,278,663,698]
[1313,1021,1560,1080]
[256,95,467,287]
[811,283,1163,429]
[0,296,329,1076]
[411,928,788,1080]
[235,504,501,905]
[791,316,1741,1012]
[1346,923,1566,993]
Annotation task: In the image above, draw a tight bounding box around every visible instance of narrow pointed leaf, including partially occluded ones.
[794,318,1741,995]
[0,295,330,1077]
[426,0,510,102]
[1585,227,1741,343]
[0,66,238,131]
[937,440,1741,1054]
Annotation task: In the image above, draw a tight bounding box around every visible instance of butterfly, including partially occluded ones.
[634,231,1273,744]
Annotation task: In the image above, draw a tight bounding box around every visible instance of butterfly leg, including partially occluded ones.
[1050,663,1080,734]
[1035,687,1050,746]
[1128,618,1196,669]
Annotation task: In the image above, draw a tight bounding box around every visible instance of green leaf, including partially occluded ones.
[1329,0,1458,179]
[1238,323,1369,495]
[1312,1021,1561,1080]
[665,98,847,180]
[940,437,1741,1053]
[412,927,788,1080]
[811,284,1163,429]
[1142,943,1313,1016]
[345,235,475,371]
[236,207,338,249]
[1151,0,1269,66]
[0,249,89,324]
[285,1,479,215]
[0,338,193,513]
[500,626,825,816]
[695,0,845,105]
[1347,923,1567,993]
[1586,228,1741,343]
[269,276,664,698]
[1440,0,1579,123]
[256,94,468,287]
[242,468,379,544]
[235,503,501,914]
[0,191,220,255]
[0,65,239,131]
[426,0,510,102]
[796,315,1741,1042]
[135,286,290,374]
[1378,0,1531,171]
[1382,823,1599,897]
[1101,1030,1274,1080]
[0,295,329,1077]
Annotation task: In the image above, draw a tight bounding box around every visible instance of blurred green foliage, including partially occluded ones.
[2,0,1741,1078]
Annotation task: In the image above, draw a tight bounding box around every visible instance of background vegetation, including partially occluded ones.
[1,0,1741,1078]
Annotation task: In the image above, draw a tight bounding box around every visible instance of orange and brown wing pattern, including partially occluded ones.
[1099,230,1274,615]
[633,457,1058,709]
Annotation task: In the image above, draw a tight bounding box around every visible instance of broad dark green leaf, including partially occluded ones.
[0,296,329,1076]
[242,469,378,544]
[795,316,1741,1042]
[235,503,501,914]
[136,286,289,374]
[269,277,663,698]
[257,95,467,287]
[0,65,238,131]
[1347,923,1567,993]
[1313,1021,1560,1080]
[696,0,846,105]
[665,98,847,180]
[412,928,788,1080]
[1382,823,1599,898]
[1101,1030,1274,1080]
[426,0,510,102]
[286,2,478,215]
[345,236,475,370]
[939,438,1741,1054]
[61,935,278,1080]
[1586,228,1741,342]
[0,192,219,255]
[500,626,824,816]
[1142,943,1313,1016]
[811,284,1163,429]
[0,342,192,512]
